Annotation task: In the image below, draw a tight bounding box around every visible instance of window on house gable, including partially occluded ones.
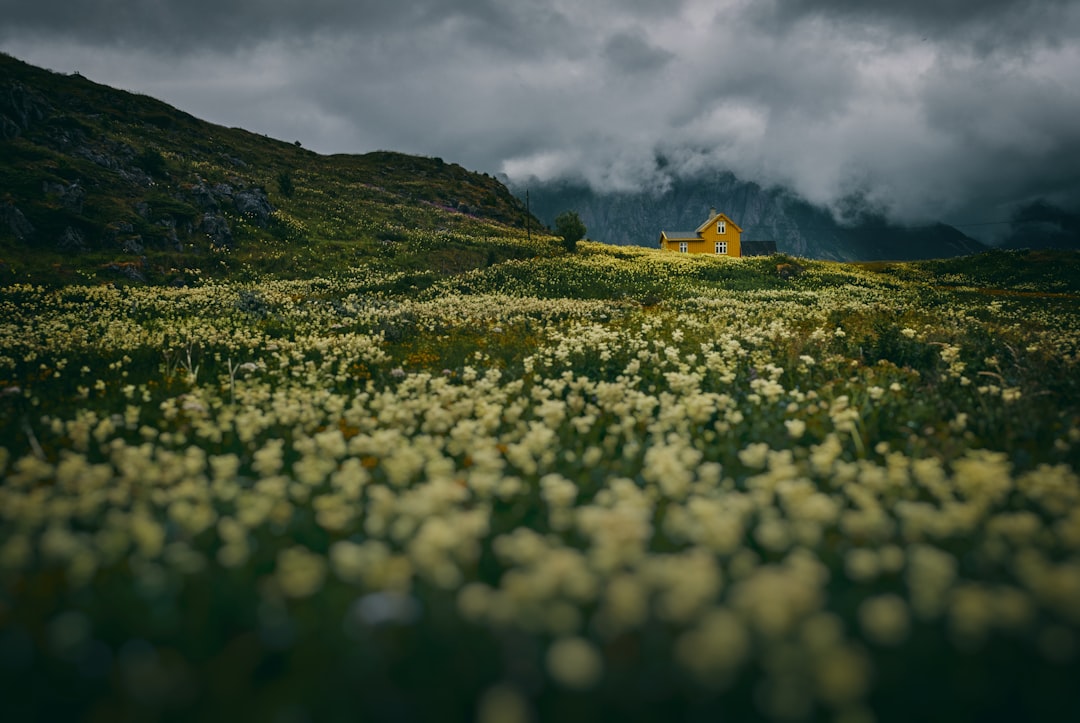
[715,242,727,254]
[679,242,688,253]
[718,220,726,235]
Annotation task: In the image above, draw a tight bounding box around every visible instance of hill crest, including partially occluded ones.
[0,52,547,284]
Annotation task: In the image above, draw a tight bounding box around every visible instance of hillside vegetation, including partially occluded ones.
[0,53,551,286]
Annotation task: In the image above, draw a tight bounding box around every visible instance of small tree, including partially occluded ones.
[555,210,586,253]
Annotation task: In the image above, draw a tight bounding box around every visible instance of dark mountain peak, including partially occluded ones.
[1000,200,1080,251]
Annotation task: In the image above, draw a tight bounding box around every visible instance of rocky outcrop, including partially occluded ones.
[74,143,153,187]
[121,236,145,254]
[157,217,183,251]
[57,226,87,252]
[0,81,51,139]
[2,202,35,241]
[43,180,86,214]
[202,212,233,248]
[234,188,272,226]
[105,221,144,254]
[187,181,273,227]
[74,145,124,171]
[105,259,148,283]
[188,182,221,211]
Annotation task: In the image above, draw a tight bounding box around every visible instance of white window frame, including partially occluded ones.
[718,220,726,235]
[715,241,727,254]
[679,242,689,253]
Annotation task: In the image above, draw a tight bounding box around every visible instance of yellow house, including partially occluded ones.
[659,209,742,257]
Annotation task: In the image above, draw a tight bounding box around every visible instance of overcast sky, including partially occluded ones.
[3,0,1079,234]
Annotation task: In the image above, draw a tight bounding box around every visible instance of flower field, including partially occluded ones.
[1,247,1079,722]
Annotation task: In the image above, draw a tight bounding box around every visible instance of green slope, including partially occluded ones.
[0,53,554,285]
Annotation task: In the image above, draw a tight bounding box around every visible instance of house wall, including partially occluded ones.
[699,216,742,257]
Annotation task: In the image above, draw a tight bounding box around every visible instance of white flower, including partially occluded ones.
[785,419,807,439]
[737,442,770,469]
[546,637,603,689]
[275,546,327,599]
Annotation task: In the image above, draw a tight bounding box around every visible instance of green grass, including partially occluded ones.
[856,248,1080,295]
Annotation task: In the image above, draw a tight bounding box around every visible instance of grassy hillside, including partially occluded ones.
[0,53,554,286]
[856,248,1080,295]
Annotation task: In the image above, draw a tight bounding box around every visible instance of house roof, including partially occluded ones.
[662,211,743,241]
[661,230,700,240]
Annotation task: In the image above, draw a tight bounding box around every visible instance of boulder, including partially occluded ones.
[234,188,273,226]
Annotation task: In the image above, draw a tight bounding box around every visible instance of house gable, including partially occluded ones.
[695,212,742,236]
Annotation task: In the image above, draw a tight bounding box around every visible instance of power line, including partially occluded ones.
[945,220,1014,228]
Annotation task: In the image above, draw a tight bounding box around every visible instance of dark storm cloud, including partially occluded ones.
[603,32,674,74]
[769,0,1074,31]
[763,0,1080,53]
[0,0,656,56]
[1,0,1078,234]
[0,1,468,48]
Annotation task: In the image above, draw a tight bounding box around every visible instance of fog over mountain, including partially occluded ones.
[2,0,1078,238]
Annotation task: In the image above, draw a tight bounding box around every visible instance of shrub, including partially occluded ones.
[277,170,295,198]
[554,210,586,254]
